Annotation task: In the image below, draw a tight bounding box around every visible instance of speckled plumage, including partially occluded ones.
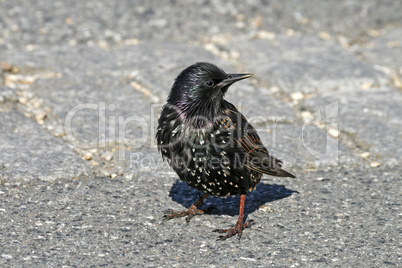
[156,62,295,240]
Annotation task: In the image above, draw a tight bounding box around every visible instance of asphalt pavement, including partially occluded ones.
[0,1,401,267]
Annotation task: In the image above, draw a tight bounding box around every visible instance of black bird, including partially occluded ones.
[156,62,295,240]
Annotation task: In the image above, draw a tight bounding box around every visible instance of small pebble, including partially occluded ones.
[0,61,12,71]
[360,82,373,89]
[34,110,47,121]
[300,111,312,120]
[54,129,65,137]
[103,152,113,161]
[328,128,340,138]
[291,92,304,100]
[360,152,370,159]
[33,99,42,108]
[100,168,111,177]
[256,30,276,40]
[319,31,331,40]
[259,205,273,213]
[83,153,92,161]
[2,254,12,260]
[370,161,380,168]
[18,97,28,104]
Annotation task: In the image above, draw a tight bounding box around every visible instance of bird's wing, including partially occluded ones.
[235,127,294,178]
[219,103,294,178]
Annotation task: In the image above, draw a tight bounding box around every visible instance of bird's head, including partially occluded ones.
[167,62,252,114]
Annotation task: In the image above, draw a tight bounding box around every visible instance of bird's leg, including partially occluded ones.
[213,194,255,240]
[163,193,209,223]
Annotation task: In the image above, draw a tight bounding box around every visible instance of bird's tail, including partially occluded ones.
[272,158,296,178]
[275,169,296,178]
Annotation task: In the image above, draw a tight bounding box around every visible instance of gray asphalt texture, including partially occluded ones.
[0,1,401,267]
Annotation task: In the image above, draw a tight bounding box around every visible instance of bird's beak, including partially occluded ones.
[217,73,253,88]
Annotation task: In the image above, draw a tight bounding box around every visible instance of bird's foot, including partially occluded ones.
[213,219,255,240]
[163,204,206,223]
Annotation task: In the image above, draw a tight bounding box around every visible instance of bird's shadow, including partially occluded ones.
[168,180,297,216]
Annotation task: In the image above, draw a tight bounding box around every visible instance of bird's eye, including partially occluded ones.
[205,80,214,87]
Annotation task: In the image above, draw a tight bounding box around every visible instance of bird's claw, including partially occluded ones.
[162,207,205,222]
[213,219,255,241]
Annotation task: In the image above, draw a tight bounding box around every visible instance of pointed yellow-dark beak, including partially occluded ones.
[217,73,253,88]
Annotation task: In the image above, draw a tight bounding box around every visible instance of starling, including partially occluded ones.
[156,62,295,240]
